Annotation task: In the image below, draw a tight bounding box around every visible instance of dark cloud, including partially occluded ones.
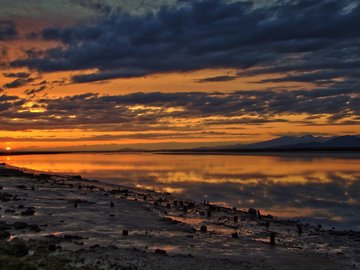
[0,131,255,142]
[3,72,31,78]
[10,0,360,89]
[0,47,8,60]
[24,85,46,96]
[3,77,35,89]
[196,75,237,83]
[0,20,18,40]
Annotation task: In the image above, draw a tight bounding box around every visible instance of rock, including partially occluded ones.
[248,208,257,216]
[200,225,207,233]
[10,238,29,257]
[155,249,167,255]
[231,232,239,238]
[122,230,129,236]
[0,230,10,240]
[0,192,13,202]
[63,235,83,241]
[188,202,195,208]
[0,222,11,230]
[28,224,41,232]
[16,185,27,189]
[21,207,35,216]
[13,222,29,230]
[48,244,57,252]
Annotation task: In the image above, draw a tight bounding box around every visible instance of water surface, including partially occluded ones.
[3,152,360,230]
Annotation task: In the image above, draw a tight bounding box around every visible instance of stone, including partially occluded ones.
[21,207,35,216]
[0,230,10,240]
[0,192,13,202]
[200,225,207,233]
[13,222,29,230]
[10,238,29,257]
[155,249,167,255]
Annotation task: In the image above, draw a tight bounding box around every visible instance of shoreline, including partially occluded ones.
[1,164,359,269]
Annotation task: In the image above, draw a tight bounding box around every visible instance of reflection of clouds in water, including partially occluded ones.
[94,169,360,229]
[5,153,360,229]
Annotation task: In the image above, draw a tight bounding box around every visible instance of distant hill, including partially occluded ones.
[242,135,327,149]
[283,135,360,149]
[192,135,360,151]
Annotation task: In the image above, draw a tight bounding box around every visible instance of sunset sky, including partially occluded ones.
[0,0,359,151]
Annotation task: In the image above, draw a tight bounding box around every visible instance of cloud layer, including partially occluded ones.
[9,0,360,89]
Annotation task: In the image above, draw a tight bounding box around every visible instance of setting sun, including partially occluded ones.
[5,147,12,151]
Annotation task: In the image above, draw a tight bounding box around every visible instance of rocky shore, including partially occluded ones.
[0,163,359,269]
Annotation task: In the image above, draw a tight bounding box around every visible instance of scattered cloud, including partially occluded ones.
[0,88,358,131]
[0,20,18,40]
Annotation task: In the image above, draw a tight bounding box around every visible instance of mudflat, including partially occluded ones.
[0,164,359,270]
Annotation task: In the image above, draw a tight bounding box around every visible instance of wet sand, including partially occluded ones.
[0,163,359,269]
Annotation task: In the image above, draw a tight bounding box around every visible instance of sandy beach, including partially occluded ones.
[0,163,359,270]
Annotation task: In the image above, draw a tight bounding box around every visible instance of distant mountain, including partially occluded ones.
[192,135,360,151]
[241,135,327,149]
[284,135,360,149]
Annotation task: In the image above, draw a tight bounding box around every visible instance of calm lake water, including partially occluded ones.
[2,152,360,230]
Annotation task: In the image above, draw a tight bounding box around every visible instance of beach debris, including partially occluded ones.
[122,229,129,236]
[188,202,195,208]
[207,211,212,218]
[270,231,276,246]
[297,224,303,235]
[200,225,207,233]
[234,216,238,223]
[248,208,257,216]
[110,201,114,208]
[231,232,239,238]
[166,203,171,209]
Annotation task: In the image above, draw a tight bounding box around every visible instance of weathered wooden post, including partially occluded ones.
[270,231,276,246]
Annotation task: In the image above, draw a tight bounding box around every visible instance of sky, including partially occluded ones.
[0,0,359,151]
